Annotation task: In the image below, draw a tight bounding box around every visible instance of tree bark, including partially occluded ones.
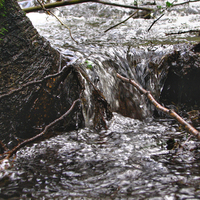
[0,0,84,151]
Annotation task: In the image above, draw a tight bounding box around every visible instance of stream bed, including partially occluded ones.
[1,113,200,199]
[1,0,200,199]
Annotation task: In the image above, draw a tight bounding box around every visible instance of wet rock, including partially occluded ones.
[160,42,200,111]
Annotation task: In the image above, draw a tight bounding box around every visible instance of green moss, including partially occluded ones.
[0,27,8,35]
[0,0,7,17]
[0,0,4,7]
[0,0,7,40]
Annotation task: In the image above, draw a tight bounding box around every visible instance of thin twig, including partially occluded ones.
[166,29,200,35]
[116,73,200,140]
[37,0,78,43]
[148,13,164,32]
[97,0,153,11]
[2,99,80,160]
[148,0,172,32]
[105,10,138,32]
[173,0,200,7]
[49,11,78,43]
[0,66,70,100]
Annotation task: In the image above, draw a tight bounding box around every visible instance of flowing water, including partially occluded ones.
[1,0,200,199]
[1,113,200,199]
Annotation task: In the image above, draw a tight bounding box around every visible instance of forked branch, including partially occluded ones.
[116,73,200,141]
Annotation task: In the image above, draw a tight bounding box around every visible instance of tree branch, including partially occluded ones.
[23,0,153,13]
[147,0,200,32]
[36,0,78,43]
[166,29,200,36]
[116,73,200,141]
[97,0,153,11]
[105,10,138,32]
[23,0,92,13]
[1,99,80,161]
[0,65,70,100]
[148,13,164,32]
[173,0,200,7]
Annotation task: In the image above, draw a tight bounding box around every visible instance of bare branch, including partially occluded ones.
[166,29,200,35]
[97,0,153,11]
[116,73,200,141]
[23,0,154,13]
[23,0,92,13]
[173,0,200,7]
[36,0,78,43]
[1,99,80,161]
[0,65,70,100]
[105,10,138,32]
[148,0,200,32]
[148,13,164,32]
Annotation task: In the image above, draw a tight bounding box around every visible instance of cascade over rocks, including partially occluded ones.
[85,42,200,122]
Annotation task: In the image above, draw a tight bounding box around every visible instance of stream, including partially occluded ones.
[1,0,200,199]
